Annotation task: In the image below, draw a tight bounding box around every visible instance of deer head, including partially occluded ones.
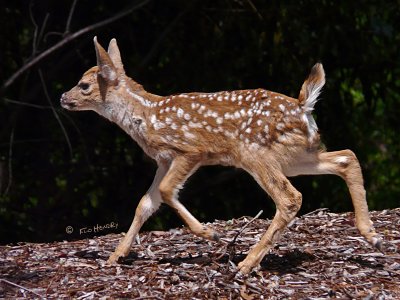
[61,37,130,112]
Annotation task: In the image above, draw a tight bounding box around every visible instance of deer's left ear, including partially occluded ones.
[94,36,118,85]
[107,38,125,74]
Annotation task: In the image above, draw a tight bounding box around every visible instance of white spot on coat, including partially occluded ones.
[188,121,203,128]
[276,123,285,130]
[177,108,184,118]
[264,124,269,133]
[184,131,196,139]
[154,122,165,130]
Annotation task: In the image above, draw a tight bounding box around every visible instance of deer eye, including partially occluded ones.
[79,82,90,91]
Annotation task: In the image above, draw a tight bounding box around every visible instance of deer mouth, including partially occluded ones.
[60,93,77,110]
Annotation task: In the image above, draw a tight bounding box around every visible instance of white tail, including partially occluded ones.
[298,63,326,141]
[60,37,381,274]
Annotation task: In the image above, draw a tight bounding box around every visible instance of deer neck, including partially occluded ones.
[96,79,162,151]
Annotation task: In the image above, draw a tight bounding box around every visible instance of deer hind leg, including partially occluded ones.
[286,149,381,250]
[107,163,169,264]
[238,163,302,274]
[159,155,220,241]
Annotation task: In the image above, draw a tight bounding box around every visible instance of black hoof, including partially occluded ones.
[372,236,383,253]
[212,232,221,241]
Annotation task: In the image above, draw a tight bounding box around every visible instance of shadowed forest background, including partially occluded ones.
[1,0,399,244]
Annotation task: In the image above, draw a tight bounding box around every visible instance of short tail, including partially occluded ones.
[298,63,325,112]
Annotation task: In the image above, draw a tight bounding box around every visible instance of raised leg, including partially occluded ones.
[107,162,169,264]
[159,155,219,241]
[284,149,381,249]
[238,162,302,274]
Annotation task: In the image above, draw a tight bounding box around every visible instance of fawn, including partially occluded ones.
[60,37,381,274]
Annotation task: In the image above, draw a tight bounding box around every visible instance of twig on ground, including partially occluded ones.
[301,207,329,218]
[0,279,45,299]
[215,210,263,262]
[231,210,264,246]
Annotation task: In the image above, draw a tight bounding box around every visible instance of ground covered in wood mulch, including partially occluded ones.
[1,208,400,299]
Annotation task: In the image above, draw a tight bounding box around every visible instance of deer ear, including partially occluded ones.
[94,36,118,84]
[107,38,125,73]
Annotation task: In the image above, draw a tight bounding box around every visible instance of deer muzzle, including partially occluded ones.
[60,93,77,110]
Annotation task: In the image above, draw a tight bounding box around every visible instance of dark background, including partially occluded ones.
[1,0,399,244]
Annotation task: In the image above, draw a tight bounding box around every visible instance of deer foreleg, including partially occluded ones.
[107,163,169,264]
[159,155,220,241]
